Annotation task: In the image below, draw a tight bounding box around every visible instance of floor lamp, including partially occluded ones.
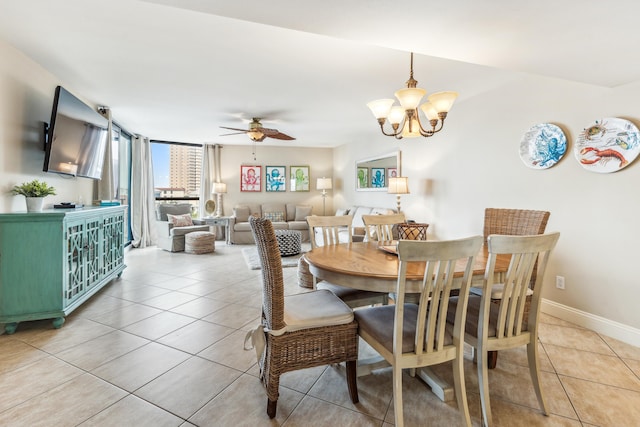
[213,182,227,217]
[387,177,409,212]
[317,177,332,216]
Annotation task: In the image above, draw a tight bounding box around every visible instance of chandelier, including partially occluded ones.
[367,52,458,139]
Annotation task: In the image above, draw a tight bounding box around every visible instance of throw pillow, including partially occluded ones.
[263,211,285,222]
[335,208,349,216]
[233,206,251,223]
[166,213,193,227]
[295,205,313,221]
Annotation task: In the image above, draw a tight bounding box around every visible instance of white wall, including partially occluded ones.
[215,144,333,216]
[336,73,640,342]
[0,39,95,211]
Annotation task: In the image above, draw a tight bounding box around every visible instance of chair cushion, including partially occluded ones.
[317,282,383,303]
[469,284,534,299]
[158,204,192,221]
[295,205,313,221]
[263,211,285,222]
[170,225,210,236]
[355,304,453,354]
[448,295,499,338]
[277,289,354,334]
[233,206,251,223]
[167,213,193,227]
[234,222,252,232]
[262,202,286,219]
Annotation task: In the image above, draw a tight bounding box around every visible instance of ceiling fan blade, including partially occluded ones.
[266,132,296,141]
[220,131,249,136]
[220,126,250,133]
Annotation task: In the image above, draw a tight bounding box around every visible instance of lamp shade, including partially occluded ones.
[213,182,227,194]
[366,99,394,119]
[388,177,409,194]
[317,177,332,190]
[395,87,426,110]
[427,91,458,113]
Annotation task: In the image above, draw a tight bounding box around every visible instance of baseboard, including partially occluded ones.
[541,298,640,348]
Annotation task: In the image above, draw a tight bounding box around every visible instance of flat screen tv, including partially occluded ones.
[43,85,108,180]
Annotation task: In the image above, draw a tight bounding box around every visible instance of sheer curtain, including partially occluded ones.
[130,135,157,248]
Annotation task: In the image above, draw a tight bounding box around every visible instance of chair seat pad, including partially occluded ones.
[278,289,354,334]
[170,225,210,236]
[317,281,384,302]
[355,304,453,354]
[470,283,533,299]
[448,295,500,338]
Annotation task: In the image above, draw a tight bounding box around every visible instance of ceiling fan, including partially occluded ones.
[220,117,295,142]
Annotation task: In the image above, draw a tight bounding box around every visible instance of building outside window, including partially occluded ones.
[151,141,202,217]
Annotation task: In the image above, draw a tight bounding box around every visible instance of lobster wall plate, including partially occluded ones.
[519,123,567,169]
[574,118,640,173]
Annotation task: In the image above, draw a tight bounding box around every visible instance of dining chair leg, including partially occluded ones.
[267,399,277,419]
[346,360,359,404]
[527,340,549,415]
[392,366,404,427]
[453,352,472,427]
[487,350,498,369]
[477,349,493,427]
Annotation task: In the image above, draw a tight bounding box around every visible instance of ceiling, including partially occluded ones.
[1,0,638,148]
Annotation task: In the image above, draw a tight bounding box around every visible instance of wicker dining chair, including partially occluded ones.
[249,216,359,418]
[449,232,560,427]
[355,236,484,427]
[307,215,389,308]
[478,208,550,368]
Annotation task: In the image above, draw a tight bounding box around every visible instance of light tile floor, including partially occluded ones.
[1,243,639,426]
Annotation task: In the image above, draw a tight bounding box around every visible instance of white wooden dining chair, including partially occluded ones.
[449,232,560,427]
[306,215,389,308]
[354,236,483,427]
[362,213,406,242]
[478,208,551,368]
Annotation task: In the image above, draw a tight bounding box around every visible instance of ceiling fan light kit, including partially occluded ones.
[367,52,458,139]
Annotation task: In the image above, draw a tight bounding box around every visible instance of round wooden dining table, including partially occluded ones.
[304,240,510,402]
[304,241,507,293]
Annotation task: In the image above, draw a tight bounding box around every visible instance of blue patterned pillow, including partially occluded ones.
[263,211,285,222]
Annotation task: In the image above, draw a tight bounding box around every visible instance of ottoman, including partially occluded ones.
[274,229,302,257]
[185,231,216,254]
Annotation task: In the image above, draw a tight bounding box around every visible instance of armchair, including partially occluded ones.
[156,204,210,252]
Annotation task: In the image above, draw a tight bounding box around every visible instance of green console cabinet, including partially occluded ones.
[0,206,126,334]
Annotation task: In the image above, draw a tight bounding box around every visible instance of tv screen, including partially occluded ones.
[43,86,108,180]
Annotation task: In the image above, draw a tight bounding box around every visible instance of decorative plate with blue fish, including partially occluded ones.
[519,123,567,169]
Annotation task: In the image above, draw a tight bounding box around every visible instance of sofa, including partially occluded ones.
[229,203,312,244]
[156,203,211,252]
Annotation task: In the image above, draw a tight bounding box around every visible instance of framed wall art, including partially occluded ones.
[240,165,261,192]
[266,166,286,192]
[290,165,310,191]
[387,167,397,179]
[371,167,386,188]
[356,167,369,189]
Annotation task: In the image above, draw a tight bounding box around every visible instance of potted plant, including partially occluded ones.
[11,179,57,212]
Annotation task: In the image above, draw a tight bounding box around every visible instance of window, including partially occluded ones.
[151,141,203,217]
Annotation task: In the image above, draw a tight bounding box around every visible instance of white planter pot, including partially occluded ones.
[25,197,44,212]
